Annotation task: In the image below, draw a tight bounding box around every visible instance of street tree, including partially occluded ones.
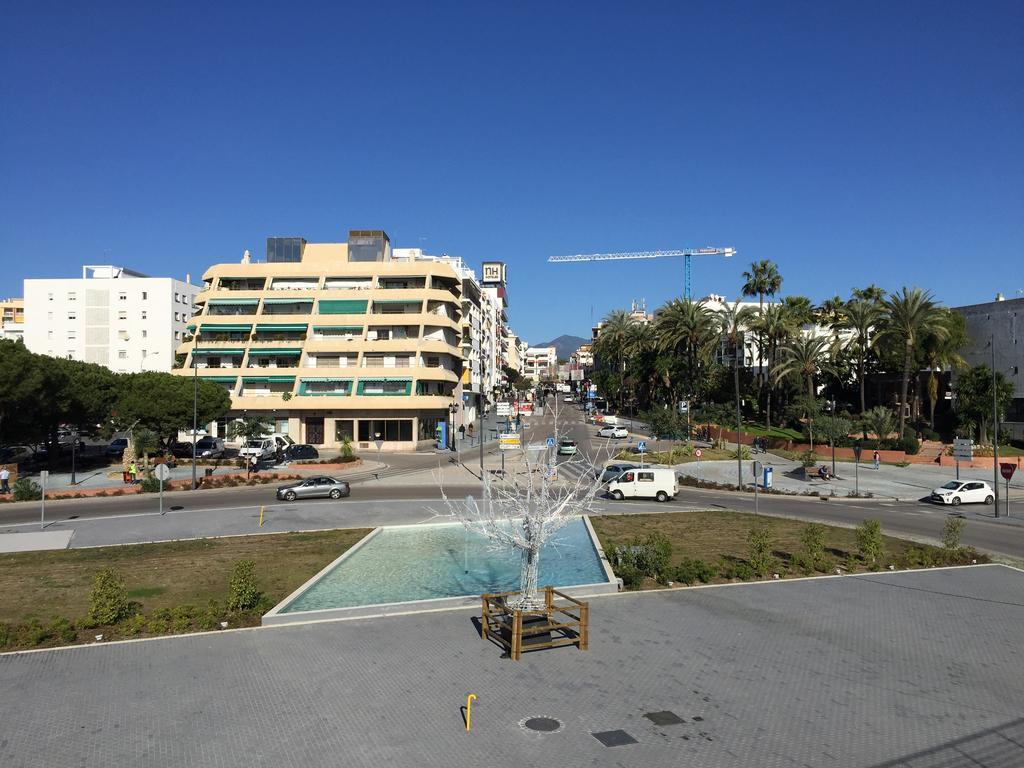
[952,365,1014,444]
[112,372,231,447]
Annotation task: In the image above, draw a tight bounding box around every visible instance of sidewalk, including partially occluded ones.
[673,452,1024,501]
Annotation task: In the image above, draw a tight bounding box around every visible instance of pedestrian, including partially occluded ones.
[467,423,475,438]
[873,450,880,470]
[248,454,258,477]
[0,465,9,494]
[458,424,466,442]
[128,460,138,484]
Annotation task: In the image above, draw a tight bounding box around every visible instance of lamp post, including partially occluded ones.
[191,333,198,491]
[992,334,1000,517]
[830,400,837,477]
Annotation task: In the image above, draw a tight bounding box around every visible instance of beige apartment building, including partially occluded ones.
[177,231,464,451]
[1,298,25,340]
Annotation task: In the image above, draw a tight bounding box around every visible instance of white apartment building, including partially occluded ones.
[23,266,199,372]
[523,346,557,382]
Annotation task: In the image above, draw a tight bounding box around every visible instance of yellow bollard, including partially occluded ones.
[465,693,477,732]
[258,505,264,528]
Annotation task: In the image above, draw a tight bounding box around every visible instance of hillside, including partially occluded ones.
[535,334,588,361]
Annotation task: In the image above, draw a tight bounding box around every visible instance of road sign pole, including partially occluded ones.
[956,458,959,481]
[1007,477,1011,518]
[855,456,859,497]
[159,475,164,515]
[39,470,47,530]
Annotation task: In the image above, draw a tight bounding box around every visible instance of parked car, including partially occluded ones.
[0,445,38,465]
[557,439,578,456]
[597,463,637,483]
[563,395,575,402]
[195,436,225,458]
[170,441,197,458]
[607,467,677,502]
[284,444,319,461]
[597,426,629,439]
[105,437,129,458]
[930,480,995,506]
[276,476,350,501]
[239,434,294,460]
[57,430,85,448]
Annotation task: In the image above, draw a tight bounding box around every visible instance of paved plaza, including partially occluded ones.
[1,565,1022,767]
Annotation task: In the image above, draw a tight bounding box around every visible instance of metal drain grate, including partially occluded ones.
[592,729,638,747]
[644,710,685,726]
[521,717,563,733]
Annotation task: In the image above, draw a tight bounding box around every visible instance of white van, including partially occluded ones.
[239,433,294,460]
[606,467,677,502]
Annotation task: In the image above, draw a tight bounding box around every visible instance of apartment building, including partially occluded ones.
[178,231,465,451]
[0,298,24,341]
[23,266,198,371]
[523,346,557,383]
[480,261,510,396]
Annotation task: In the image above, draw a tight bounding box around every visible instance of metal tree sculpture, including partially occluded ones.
[440,405,613,610]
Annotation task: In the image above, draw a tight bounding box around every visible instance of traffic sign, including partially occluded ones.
[546,436,556,448]
[374,439,384,452]
[853,445,862,461]
[637,440,647,453]
[499,433,521,451]
[753,460,762,477]
[953,438,973,461]
[1000,463,1017,481]
[154,464,171,481]
[695,448,703,458]
[496,402,511,417]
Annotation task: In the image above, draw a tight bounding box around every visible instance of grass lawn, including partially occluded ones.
[741,422,803,440]
[616,446,736,464]
[0,528,369,630]
[590,510,985,589]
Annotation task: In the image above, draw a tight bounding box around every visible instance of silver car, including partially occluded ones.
[276,476,351,501]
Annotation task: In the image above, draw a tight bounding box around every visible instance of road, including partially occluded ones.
[2,405,1023,559]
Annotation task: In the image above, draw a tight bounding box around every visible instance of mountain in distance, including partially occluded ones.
[535,334,588,361]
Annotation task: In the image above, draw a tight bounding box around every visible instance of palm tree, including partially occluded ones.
[861,406,896,448]
[751,303,799,428]
[920,309,967,430]
[782,296,816,327]
[593,309,635,413]
[841,299,883,418]
[623,322,658,413]
[852,284,886,304]
[717,301,757,481]
[772,335,833,402]
[816,296,847,343]
[741,260,783,380]
[655,298,718,401]
[879,288,945,437]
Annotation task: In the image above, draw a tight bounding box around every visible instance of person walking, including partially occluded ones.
[128,460,138,484]
[0,466,10,494]
[249,454,259,477]
[873,450,880,470]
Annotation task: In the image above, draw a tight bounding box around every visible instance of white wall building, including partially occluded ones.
[523,346,557,382]
[23,265,199,372]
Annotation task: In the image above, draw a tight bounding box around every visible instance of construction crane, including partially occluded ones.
[548,247,736,300]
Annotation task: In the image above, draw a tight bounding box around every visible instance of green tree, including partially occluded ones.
[593,309,636,412]
[920,309,967,430]
[655,298,718,410]
[718,302,757,477]
[953,365,1015,444]
[841,299,883,420]
[800,523,826,564]
[851,285,886,304]
[855,520,885,566]
[772,336,833,402]
[133,428,159,464]
[750,303,799,428]
[747,526,775,575]
[816,296,847,343]
[782,296,816,326]
[226,560,263,612]
[228,415,274,443]
[88,568,132,626]
[740,260,783,388]
[112,372,231,447]
[861,406,897,447]
[879,288,946,437]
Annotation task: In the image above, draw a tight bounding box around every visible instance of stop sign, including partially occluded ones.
[695,448,703,458]
[1000,463,1017,481]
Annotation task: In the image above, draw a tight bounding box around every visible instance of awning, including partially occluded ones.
[193,349,245,355]
[358,378,412,383]
[208,299,259,306]
[201,376,238,383]
[373,299,422,305]
[312,325,363,331]
[255,324,307,331]
[262,298,313,305]
[200,324,252,332]
[249,349,301,355]
[318,300,368,314]
[242,376,295,383]
[299,378,353,383]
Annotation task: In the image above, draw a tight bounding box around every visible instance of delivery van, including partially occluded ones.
[606,467,677,502]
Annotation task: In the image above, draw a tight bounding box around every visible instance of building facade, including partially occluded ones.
[523,346,557,382]
[0,298,24,341]
[23,266,197,372]
[954,295,1024,440]
[178,231,465,451]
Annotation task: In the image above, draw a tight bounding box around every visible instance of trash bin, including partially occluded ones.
[763,466,773,489]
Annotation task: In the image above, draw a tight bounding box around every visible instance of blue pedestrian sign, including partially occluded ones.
[545,436,556,448]
[637,440,647,453]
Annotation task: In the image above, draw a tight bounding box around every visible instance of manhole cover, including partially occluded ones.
[521,717,563,733]
[644,710,685,726]
[592,729,639,747]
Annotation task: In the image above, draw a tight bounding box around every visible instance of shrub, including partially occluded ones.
[88,568,132,626]
[942,517,965,551]
[747,526,775,575]
[12,477,42,502]
[171,605,198,633]
[0,622,11,647]
[18,618,49,646]
[720,560,756,581]
[855,520,885,567]
[730,445,751,461]
[800,522,825,557]
[799,449,817,468]
[673,558,714,585]
[341,437,355,461]
[48,616,76,644]
[616,562,646,590]
[121,614,148,636]
[227,560,262,612]
[789,551,817,574]
[138,476,161,494]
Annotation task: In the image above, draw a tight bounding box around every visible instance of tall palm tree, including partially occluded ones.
[852,284,886,304]
[772,335,832,402]
[655,298,718,402]
[623,322,658,412]
[718,301,757,481]
[841,299,883,418]
[593,309,635,412]
[816,296,847,343]
[751,303,799,428]
[741,260,783,380]
[879,288,945,437]
[920,309,967,430]
[782,295,816,327]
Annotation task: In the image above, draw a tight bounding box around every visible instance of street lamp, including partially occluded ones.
[829,399,837,477]
[991,335,1000,517]
[191,333,198,491]
[448,401,459,452]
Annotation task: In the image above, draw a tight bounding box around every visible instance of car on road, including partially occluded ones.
[557,439,578,456]
[284,444,319,462]
[240,434,294,461]
[607,467,677,502]
[563,394,575,402]
[930,480,994,506]
[276,476,350,501]
[105,437,129,458]
[597,463,637,483]
[597,426,629,439]
[195,436,225,458]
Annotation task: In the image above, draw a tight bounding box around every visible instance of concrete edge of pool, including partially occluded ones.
[261,516,621,627]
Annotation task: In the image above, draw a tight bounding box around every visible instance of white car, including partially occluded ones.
[597,426,628,439]
[930,480,995,506]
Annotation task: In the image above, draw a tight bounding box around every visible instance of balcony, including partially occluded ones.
[218,278,267,291]
[262,299,313,316]
[207,299,259,316]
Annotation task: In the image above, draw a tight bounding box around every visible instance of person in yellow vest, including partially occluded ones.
[129,461,138,484]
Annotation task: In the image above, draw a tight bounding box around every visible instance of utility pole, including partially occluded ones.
[992,335,1000,517]
[192,339,198,491]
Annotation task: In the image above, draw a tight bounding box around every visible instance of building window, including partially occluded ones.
[418,417,440,441]
[67,351,74,359]
[335,420,354,442]
[67,330,76,340]
[142,291,147,300]
[141,310,147,320]
[174,331,180,340]
[142,329,147,338]
[118,350,127,359]
[47,330,53,340]
[118,311,127,320]
[47,293,53,301]
[358,419,412,442]
[174,293,180,303]
[67,312,76,321]
[174,312,181,322]
[67,292,77,301]
[119,292,127,301]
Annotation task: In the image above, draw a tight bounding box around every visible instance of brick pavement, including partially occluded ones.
[1,565,1022,767]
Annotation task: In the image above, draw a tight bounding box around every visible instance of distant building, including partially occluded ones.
[0,298,24,341]
[953,295,1024,440]
[23,266,198,372]
[523,346,557,383]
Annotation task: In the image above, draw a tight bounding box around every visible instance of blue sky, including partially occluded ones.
[2,1,1021,343]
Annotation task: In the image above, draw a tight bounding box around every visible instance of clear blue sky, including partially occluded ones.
[2,1,1021,344]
